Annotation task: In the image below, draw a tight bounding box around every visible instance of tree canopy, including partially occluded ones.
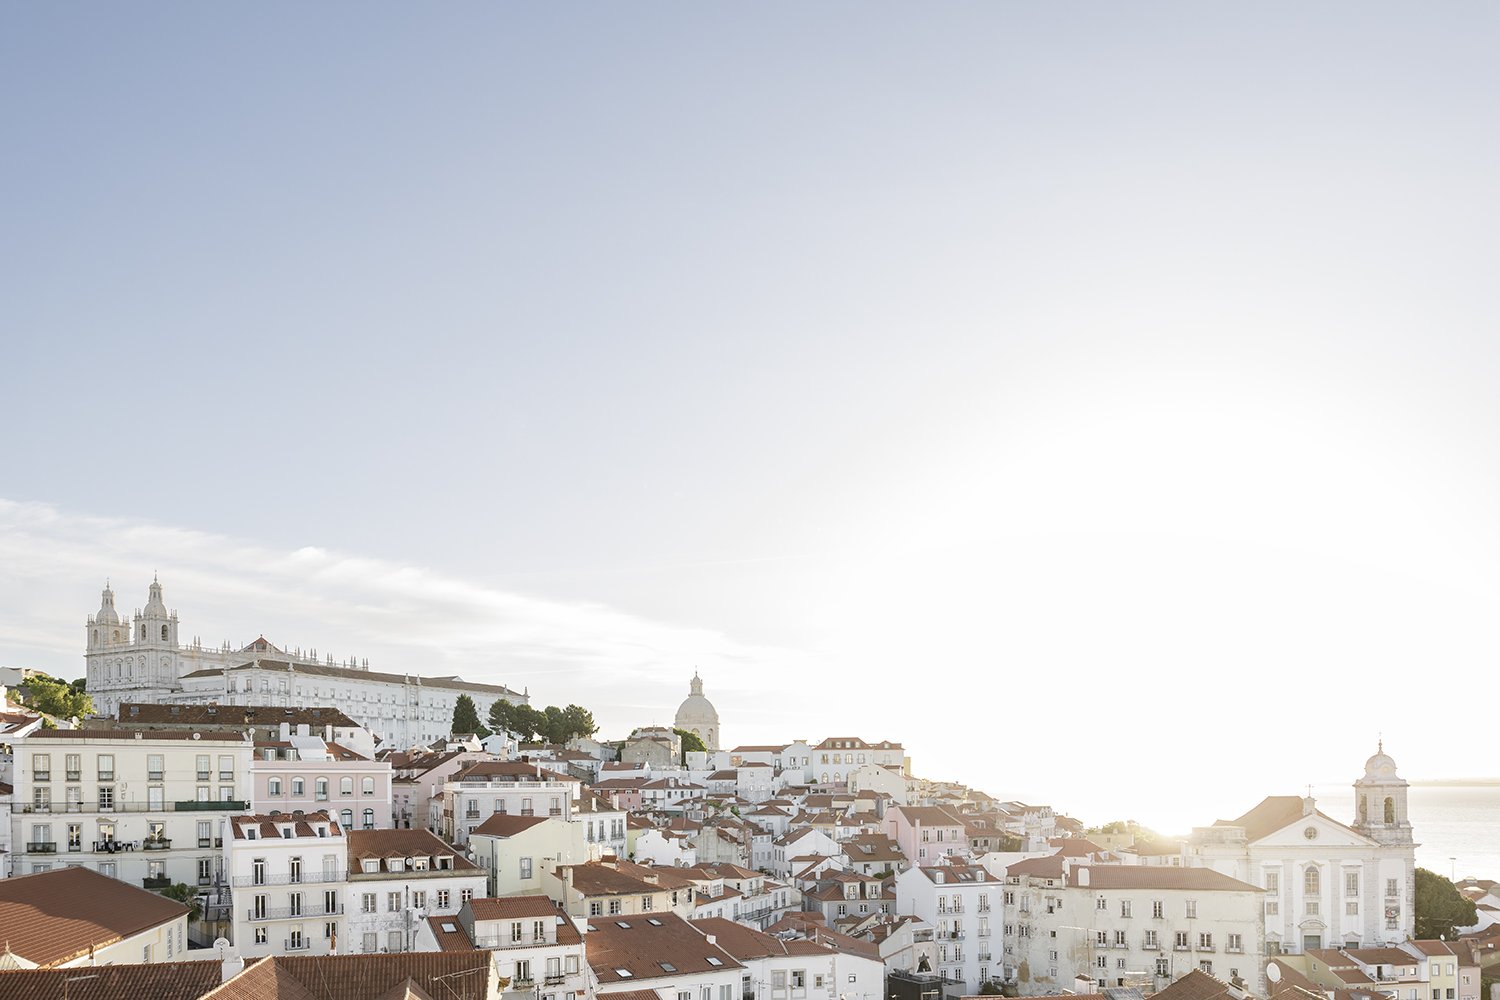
[450,694,490,738]
[488,699,598,746]
[20,673,92,720]
[159,882,203,922]
[1415,868,1476,940]
[675,728,707,764]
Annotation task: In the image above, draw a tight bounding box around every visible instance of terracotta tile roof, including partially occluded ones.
[1406,940,1454,957]
[1344,947,1420,967]
[231,812,344,841]
[346,829,479,876]
[207,952,493,1000]
[117,703,361,728]
[453,760,576,783]
[888,805,965,826]
[425,914,475,952]
[1215,795,1359,843]
[27,727,249,742]
[0,962,222,1000]
[470,813,552,838]
[1151,968,1238,1000]
[586,912,743,984]
[468,895,562,920]
[597,991,667,1000]
[1048,837,1103,856]
[0,866,188,967]
[1066,866,1261,892]
[1006,855,1067,878]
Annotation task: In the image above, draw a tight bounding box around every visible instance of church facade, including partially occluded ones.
[84,579,527,747]
[1187,746,1417,954]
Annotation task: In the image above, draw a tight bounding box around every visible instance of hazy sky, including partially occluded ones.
[5,3,1500,835]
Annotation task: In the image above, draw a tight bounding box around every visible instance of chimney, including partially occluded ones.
[280,721,291,741]
[1078,867,1089,887]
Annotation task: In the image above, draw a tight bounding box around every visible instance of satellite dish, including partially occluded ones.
[213,938,231,955]
[1267,964,1282,984]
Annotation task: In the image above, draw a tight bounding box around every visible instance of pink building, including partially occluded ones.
[882,805,967,865]
[250,734,393,830]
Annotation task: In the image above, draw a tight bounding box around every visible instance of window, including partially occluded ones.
[1199,933,1213,949]
[219,755,234,780]
[792,972,806,989]
[387,931,402,952]
[1145,930,1158,948]
[269,777,283,796]
[437,889,450,909]
[388,892,402,912]
[1228,933,1243,952]
[1346,871,1360,897]
[1185,899,1197,919]
[362,777,375,796]
[32,753,51,781]
[1121,899,1132,917]
[255,928,267,945]
[461,888,473,903]
[1305,866,1321,896]
[1156,959,1171,977]
[340,777,354,796]
[292,777,305,796]
[1097,897,1107,910]
[316,778,329,801]
[362,932,378,953]
[147,754,164,781]
[642,895,654,911]
[1347,901,1359,915]
[67,754,82,781]
[1200,961,1213,975]
[98,754,115,781]
[589,901,603,917]
[1152,900,1163,918]
[1174,932,1189,949]
[1266,901,1279,915]
[608,899,622,915]
[1265,870,1280,895]
[520,857,533,879]
[362,892,377,913]
[362,808,374,829]
[1386,878,1399,897]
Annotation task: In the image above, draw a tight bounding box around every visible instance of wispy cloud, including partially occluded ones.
[0,498,816,737]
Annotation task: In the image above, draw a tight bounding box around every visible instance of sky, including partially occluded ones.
[4,3,1500,836]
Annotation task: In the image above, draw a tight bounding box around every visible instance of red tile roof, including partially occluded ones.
[0,962,222,1000]
[0,866,188,967]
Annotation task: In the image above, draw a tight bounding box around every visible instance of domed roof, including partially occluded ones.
[1360,740,1403,782]
[95,583,120,625]
[674,671,719,726]
[142,575,169,618]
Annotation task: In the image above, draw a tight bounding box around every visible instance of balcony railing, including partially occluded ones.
[25,842,57,853]
[143,876,172,889]
[249,904,345,922]
[66,770,81,781]
[34,771,51,782]
[143,838,173,851]
[284,938,311,952]
[232,872,345,887]
[23,800,246,814]
[472,935,553,950]
[197,772,212,782]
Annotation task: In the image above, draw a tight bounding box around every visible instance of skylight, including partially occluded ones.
[660,963,677,973]
[615,969,633,978]
[648,919,662,926]
[441,922,458,932]
[706,957,724,966]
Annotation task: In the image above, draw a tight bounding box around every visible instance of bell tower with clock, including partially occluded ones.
[1353,741,1414,846]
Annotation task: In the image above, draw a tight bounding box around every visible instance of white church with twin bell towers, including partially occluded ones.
[84,577,528,747]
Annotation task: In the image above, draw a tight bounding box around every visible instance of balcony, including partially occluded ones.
[248,904,345,922]
[284,938,311,952]
[197,772,212,782]
[94,840,136,853]
[143,838,173,851]
[200,838,214,848]
[232,872,345,887]
[220,772,234,782]
[148,772,164,781]
[545,975,566,986]
[34,771,51,782]
[66,770,81,781]
[175,800,248,812]
[25,799,246,815]
[25,842,57,853]
[143,876,172,889]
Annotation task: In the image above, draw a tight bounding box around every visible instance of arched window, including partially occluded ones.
[161,625,168,640]
[1304,866,1320,896]
[340,777,353,796]
[292,777,304,797]
[316,777,329,801]
[362,808,375,829]
[340,809,353,828]
[93,629,98,644]
[362,777,374,796]
[1384,797,1395,823]
[268,777,283,796]
[1359,798,1368,823]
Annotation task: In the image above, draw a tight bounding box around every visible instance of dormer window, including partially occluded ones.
[362,859,379,874]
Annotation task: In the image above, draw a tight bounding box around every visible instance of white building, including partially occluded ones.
[9,727,252,886]
[83,578,527,746]
[1186,746,1417,955]
[893,861,1002,992]
[438,759,583,847]
[344,828,487,954]
[420,894,590,999]
[695,916,887,1000]
[469,814,589,897]
[225,811,348,958]
[1003,859,1266,997]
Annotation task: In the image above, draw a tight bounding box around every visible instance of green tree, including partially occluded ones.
[159,882,203,922]
[1415,868,1476,940]
[978,983,1005,996]
[450,694,489,738]
[560,704,598,740]
[22,674,92,720]
[674,728,707,765]
[488,698,518,734]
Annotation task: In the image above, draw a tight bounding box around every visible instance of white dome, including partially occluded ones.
[673,672,720,750]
